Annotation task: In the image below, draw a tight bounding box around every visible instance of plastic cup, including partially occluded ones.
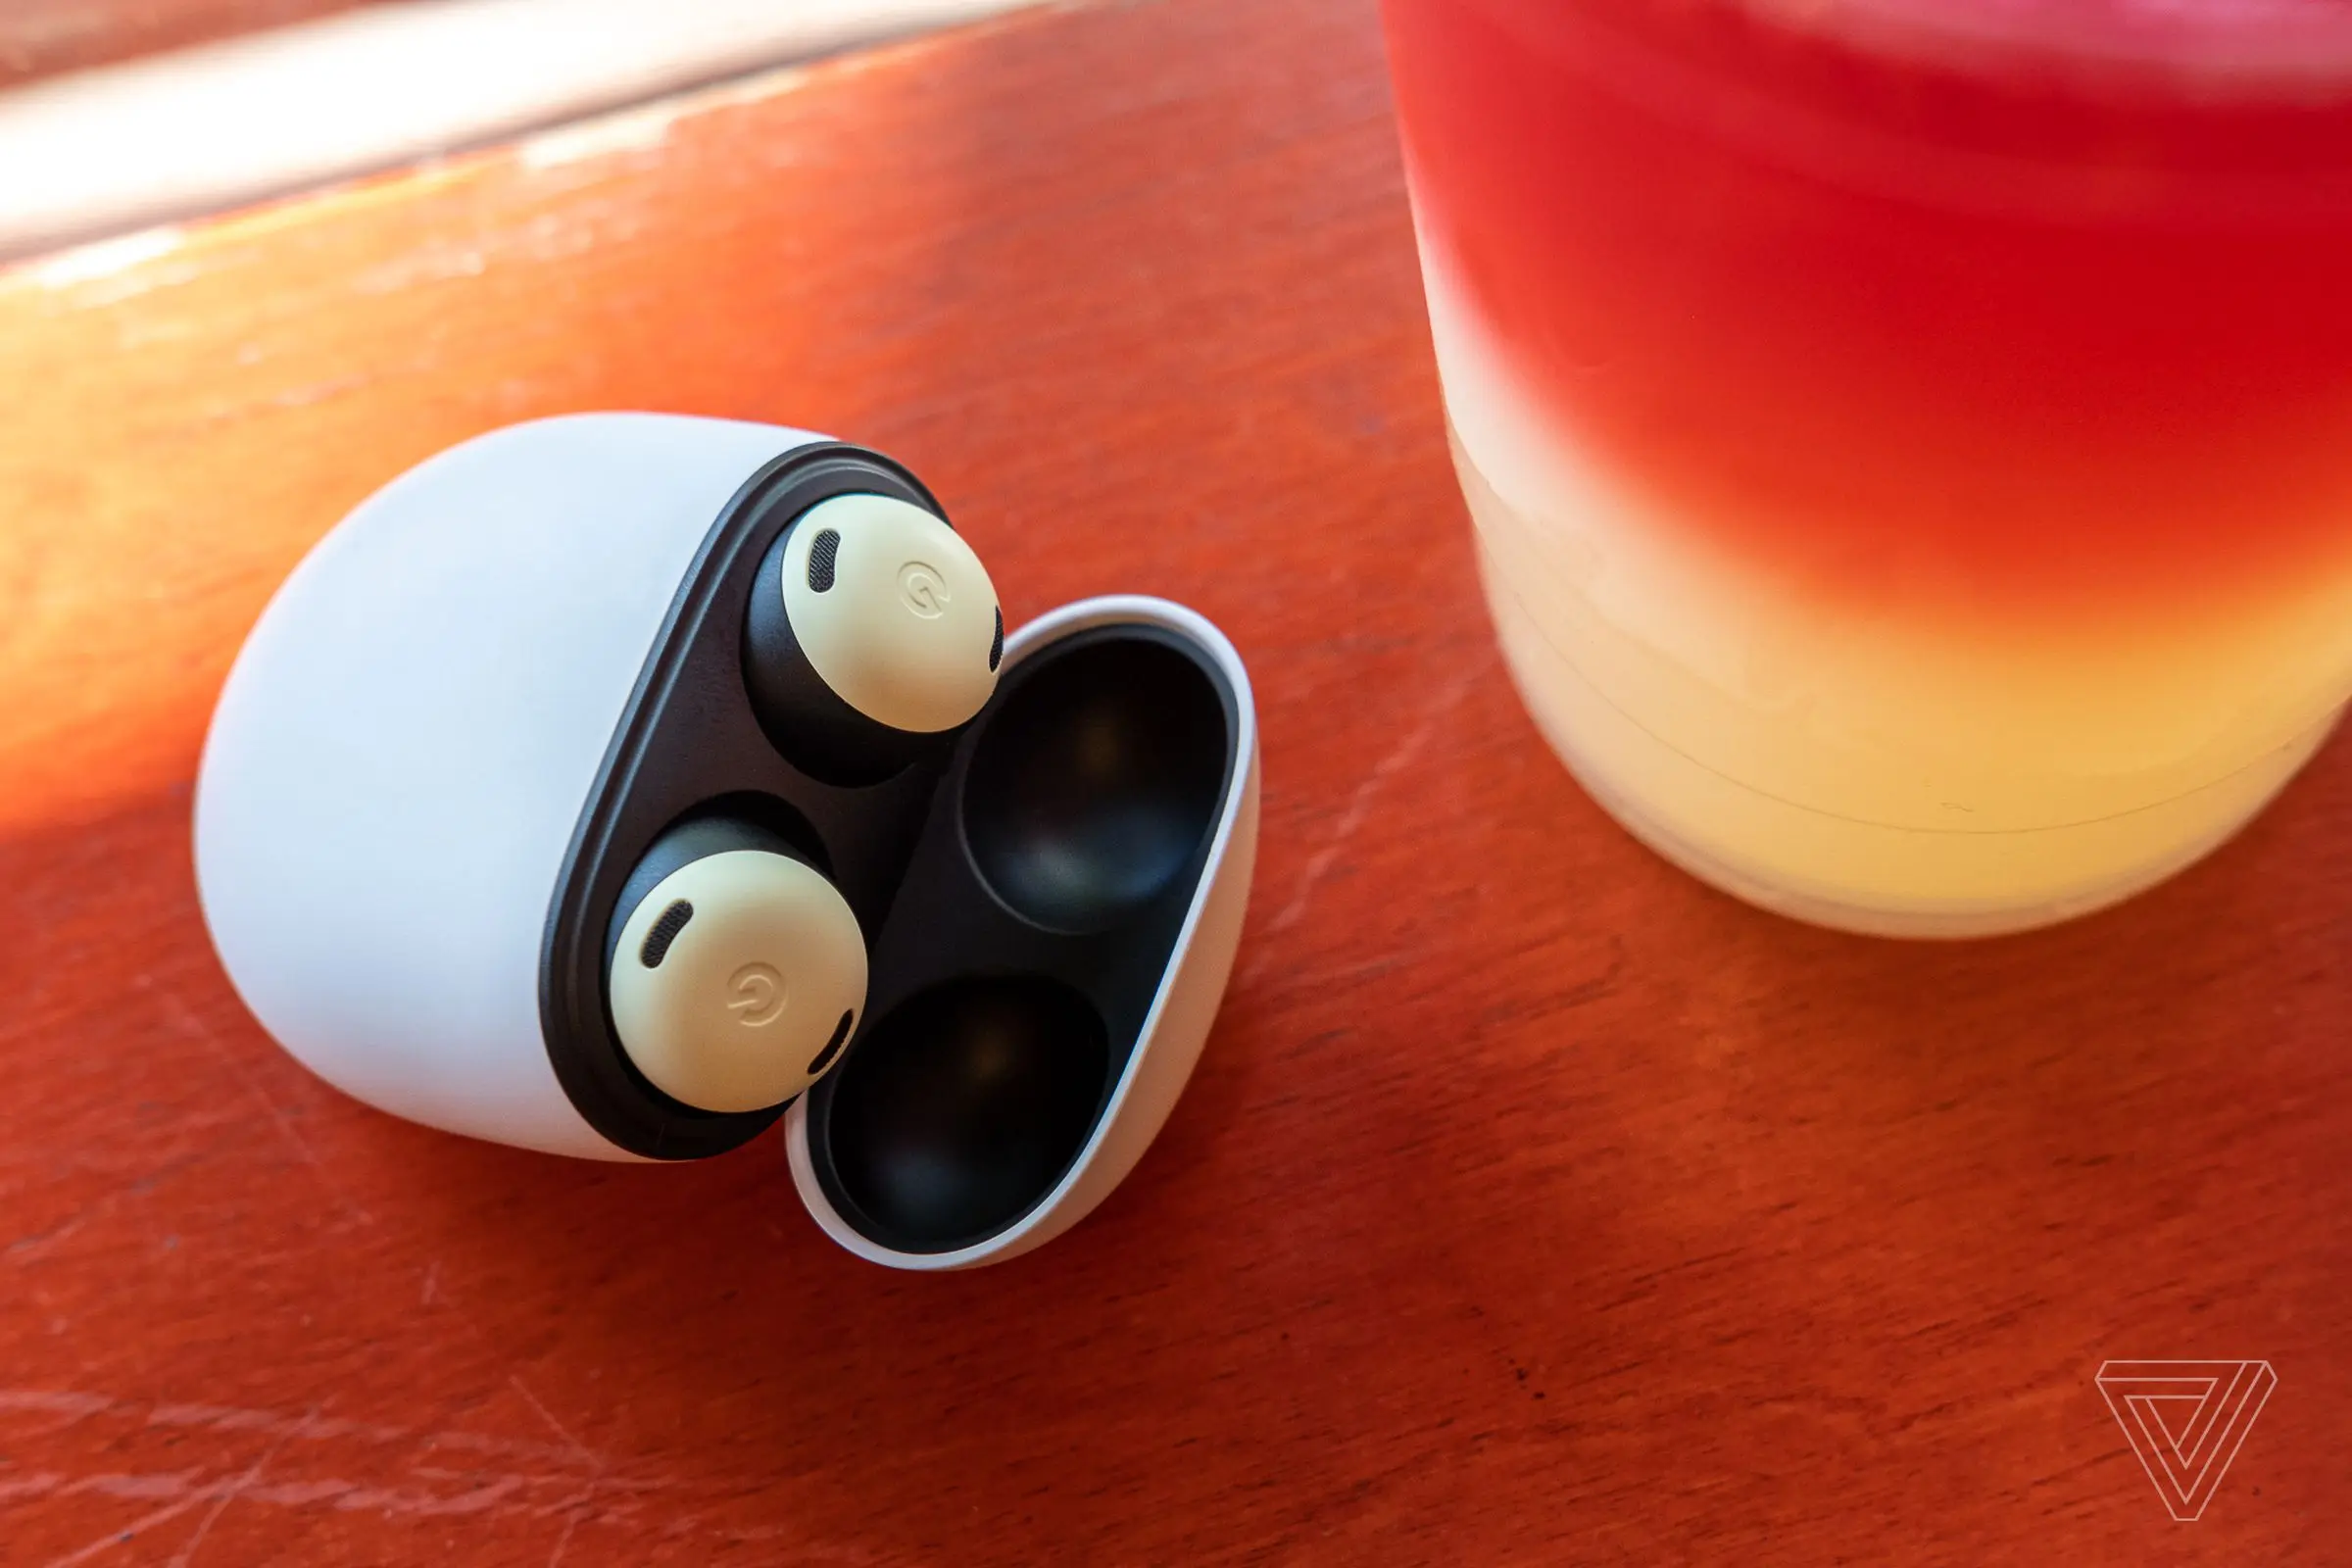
[1382,0,2352,936]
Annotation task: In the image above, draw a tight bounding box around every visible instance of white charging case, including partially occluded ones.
[194,413,1257,1267]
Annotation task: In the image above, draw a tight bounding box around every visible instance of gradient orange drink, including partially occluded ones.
[1383,0,2352,934]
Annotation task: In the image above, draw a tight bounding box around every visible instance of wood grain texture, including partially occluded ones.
[0,0,2345,1560]
[0,0,364,85]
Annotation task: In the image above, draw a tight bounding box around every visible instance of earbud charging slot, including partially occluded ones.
[803,622,1241,1255]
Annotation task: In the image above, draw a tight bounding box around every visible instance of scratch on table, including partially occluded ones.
[140,979,377,1229]
[6,1212,89,1262]
[1245,666,1479,974]
[8,1152,214,1268]
[148,1401,405,1446]
[167,1404,320,1568]
[3,1388,595,1471]
[507,1378,600,1472]
[0,1391,114,1432]
[0,1449,838,1554]
[544,1510,580,1568]
[60,1471,204,1500]
[10,1464,638,1534]
[508,1374,607,1568]
[79,990,546,1435]
[43,1494,209,1568]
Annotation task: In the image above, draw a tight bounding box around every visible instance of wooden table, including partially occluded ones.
[1,0,2343,1559]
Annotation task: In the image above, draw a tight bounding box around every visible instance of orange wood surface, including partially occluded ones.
[1,0,2346,1560]
[0,1,365,85]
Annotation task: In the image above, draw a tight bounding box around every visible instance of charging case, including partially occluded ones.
[194,413,1257,1268]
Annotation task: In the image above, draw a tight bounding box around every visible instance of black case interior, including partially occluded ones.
[539,443,1240,1253]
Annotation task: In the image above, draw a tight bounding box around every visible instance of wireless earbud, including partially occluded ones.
[744,492,1003,784]
[605,815,867,1114]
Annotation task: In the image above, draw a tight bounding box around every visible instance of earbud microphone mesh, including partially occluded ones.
[807,528,842,593]
[638,899,694,967]
[989,609,1004,672]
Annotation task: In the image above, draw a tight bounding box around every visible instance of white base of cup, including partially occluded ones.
[1477,532,2339,941]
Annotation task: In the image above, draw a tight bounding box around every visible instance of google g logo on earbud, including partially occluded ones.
[727,961,786,1026]
[898,560,948,618]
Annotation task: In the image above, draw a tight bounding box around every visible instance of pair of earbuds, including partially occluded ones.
[612,491,999,1116]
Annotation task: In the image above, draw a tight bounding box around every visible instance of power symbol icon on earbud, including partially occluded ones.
[726,962,786,1026]
[897,561,948,619]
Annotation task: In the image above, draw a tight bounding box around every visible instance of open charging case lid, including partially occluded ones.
[789,594,1259,1269]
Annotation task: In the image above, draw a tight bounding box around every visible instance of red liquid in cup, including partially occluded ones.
[1385,0,2352,933]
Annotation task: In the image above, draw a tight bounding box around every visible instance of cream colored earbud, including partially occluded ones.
[608,847,867,1113]
[744,492,1003,783]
